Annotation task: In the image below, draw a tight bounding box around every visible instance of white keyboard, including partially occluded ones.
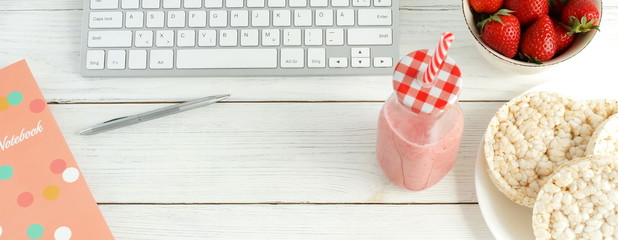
[81,0,399,77]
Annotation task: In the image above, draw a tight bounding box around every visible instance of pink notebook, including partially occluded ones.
[0,60,113,239]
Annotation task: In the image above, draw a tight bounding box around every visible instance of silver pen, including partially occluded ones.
[79,94,230,135]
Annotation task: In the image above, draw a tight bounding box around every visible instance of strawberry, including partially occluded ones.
[470,0,504,14]
[504,0,549,26]
[478,9,521,58]
[521,15,557,63]
[553,19,575,55]
[549,0,568,16]
[561,0,600,34]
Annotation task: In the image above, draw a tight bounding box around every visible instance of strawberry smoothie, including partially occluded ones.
[376,95,464,191]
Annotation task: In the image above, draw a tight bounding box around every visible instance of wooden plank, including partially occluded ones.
[1,9,615,102]
[99,204,493,239]
[3,0,459,11]
[50,102,500,203]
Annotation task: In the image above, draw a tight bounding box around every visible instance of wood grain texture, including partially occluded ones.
[0,7,615,102]
[51,102,500,203]
[99,204,493,239]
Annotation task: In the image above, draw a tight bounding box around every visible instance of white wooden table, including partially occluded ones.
[2,0,617,239]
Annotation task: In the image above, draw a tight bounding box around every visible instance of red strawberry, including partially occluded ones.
[521,15,557,63]
[553,19,575,55]
[478,9,521,58]
[561,0,600,34]
[549,0,568,16]
[504,0,549,26]
[470,0,504,14]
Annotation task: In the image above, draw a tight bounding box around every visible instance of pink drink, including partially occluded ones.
[376,95,464,191]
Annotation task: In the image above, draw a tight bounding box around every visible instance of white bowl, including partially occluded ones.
[462,0,602,74]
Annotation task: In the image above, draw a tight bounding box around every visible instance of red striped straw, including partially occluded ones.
[422,32,454,85]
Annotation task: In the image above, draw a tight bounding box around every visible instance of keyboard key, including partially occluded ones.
[219,30,238,46]
[252,10,270,27]
[128,50,147,69]
[209,11,228,27]
[331,0,348,6]
[352,0,370,6]
[149,50,174,69]
[307,48,326,68]
[336,9,354,26]
[177,30,196,47]
[283,29,301,46]
[198,30,217,46]
[121,0,139,9]
[310,0,328,7]
[247,0,265,7]
[168,11,186,27]
[281,48,304,68]
[125,12,144,28]
[226,0,244,7]
[352,48,370,58]
[135,30,154,47]
[268,0,286,7]
[156,30,174,47]
[294,10,312,27]
[358,9,392,26]
[86,50,105,69]
[240,29,259,46]
[315,9,333,26]
[146,11,165,28]
[289,0,307,7]
[204,0,223,8]
[188,11,207,27]
[262,29,280,46]
[304,29,322,46]
[142,0,160,8]
[273,10,291,27]
[374,0,391,6]
[91,0,118,9]
[184,0,202,8]
[351,58,370,68]
[89,12,123,29]
[177,49,277,69]
[373,57,392,67]
[326,29,343,46]
[230,10,249,27]
[107,50,126,69]
[329,57,348,68]
[163,0,181,8]
[347,28,392,45]
[88,31,132,47]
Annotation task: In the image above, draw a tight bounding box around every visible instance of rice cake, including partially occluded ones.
[586,114,618,156]
[533,155,618,240]
[484,91,618,207]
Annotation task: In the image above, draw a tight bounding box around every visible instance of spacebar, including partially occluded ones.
[177,49,278,69]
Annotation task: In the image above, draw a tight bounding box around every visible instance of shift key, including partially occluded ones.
[88,31,132,47]
[347,28,392,46]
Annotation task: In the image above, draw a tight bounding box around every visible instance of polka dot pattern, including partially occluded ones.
[0,165,14,180]
[0,97,9,111]
[54,226,72,240]
[43,185,60,200]
[50,159,67,174]
[62,168,79,183]
[17,192,34,207]
[29,99,46,113]
[7,91,23,105]
[27,224,44,239]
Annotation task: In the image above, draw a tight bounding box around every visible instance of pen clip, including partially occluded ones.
[103,116,129,124]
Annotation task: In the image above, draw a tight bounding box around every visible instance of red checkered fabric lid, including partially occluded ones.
[393,49,462,114]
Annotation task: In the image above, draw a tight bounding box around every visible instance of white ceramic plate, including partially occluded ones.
[474,78,618,240]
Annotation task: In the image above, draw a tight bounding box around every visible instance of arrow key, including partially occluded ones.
[351,57,370,68]
[329,57,348,68]
[373,57,392,68]
[351,48,370,58]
